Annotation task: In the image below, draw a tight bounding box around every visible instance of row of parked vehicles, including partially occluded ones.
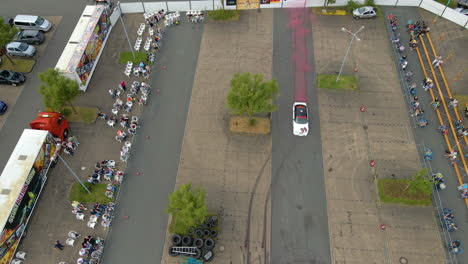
[0,15,53,114]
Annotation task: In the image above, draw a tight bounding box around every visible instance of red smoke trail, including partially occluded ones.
[288,8,310,102]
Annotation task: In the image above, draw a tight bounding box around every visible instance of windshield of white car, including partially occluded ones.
[358,7,367,13]
[35,17,45,25]
[295,106,308,124]
[18,43,29,51]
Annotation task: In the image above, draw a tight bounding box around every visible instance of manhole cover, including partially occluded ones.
[399,257,408,264]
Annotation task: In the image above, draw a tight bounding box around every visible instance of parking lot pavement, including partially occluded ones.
[0,16,61,131]
[312,12,446,263]
[15,14,154,263]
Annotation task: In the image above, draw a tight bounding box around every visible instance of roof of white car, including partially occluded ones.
[14,15,39,23]
[6,42,24,48]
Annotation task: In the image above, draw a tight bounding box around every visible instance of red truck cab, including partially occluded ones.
[29,112,69,141]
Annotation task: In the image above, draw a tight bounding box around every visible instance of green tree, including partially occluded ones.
[38,68,80,113]
[0,17,19,64]
[167,183,208,234]
[227,73,279,122]
[407,168,432,195]
[326,0,336,6]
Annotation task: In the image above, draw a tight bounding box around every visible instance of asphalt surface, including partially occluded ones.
[271,8,331,264]
[382,6,467,263]
[100,21,204,263]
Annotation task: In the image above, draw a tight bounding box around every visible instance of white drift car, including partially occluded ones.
[292,102,309,136]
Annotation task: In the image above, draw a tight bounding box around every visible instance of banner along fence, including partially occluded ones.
[116,0,468,28]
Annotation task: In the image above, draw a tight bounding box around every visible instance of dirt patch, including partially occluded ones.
[229,116,270,134]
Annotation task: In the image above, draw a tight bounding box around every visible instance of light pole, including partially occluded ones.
[336,25,364,82]
[117,1,135,59]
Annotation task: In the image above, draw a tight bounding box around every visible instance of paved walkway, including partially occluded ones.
[101,15,205,264]
[312,11,446,263]
[160,10,273,264]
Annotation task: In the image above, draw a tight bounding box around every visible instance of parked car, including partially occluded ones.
[13,30,45,45]
[455,7,468,16]
[6,42,36,57]
[353,6,377,19]
[292,102,309,136]
[457,0,468,8]
[0,101,7,115]
[0,70,26,86]
[13,15,52,32]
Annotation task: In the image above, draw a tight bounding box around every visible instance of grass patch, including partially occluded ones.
[69,182,114,204]
[434,0,457,8]
[230,116,270,134]
[208,9,240,21]
[62,106,98,123]
[318,75,358,91]
[454,94,468,113]
[118,52,149,64]
[0,56,36,73]
[377,178,432,206]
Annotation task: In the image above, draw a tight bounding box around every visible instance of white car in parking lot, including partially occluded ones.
[293,102,309,136]
[6,42,36,57]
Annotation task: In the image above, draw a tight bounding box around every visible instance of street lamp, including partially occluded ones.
[336,25,365,82]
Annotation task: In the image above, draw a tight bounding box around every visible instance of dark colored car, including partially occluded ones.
[13,30,45,45]
[0,70,26,86]
[0,101,7,115]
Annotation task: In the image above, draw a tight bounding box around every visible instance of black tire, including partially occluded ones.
[194,248,202,259]
[210,215,218,222]
[203,250,215,262]
[195,229,203,238]
[63,129,69,139]
[181,235,192,246]
[203,221,211,228]
[171,234,182,246]
[204,238,215,250]
[168,246,179,257]
[210,229,218,238]
[211,219,218,228]
[203,229,210,237]
[187,226,195,235]
[194,238,204,249]
[354,16,360,20]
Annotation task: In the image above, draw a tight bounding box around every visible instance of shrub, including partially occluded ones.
[248,118,257,126]
[364,0,376,6]
[208,9,240,21]
[345,0,361,13]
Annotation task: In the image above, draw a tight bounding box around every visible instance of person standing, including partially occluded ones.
[54,240,64,250]
[119,81,127,91]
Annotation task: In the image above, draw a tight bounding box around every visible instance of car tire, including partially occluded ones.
[354,16,360,19]
[211,219,218,228]
[181,235,192,246]
[203,229,210,237]
[171,234,182,246]
[194,238,204,249]
[210,230,218,238]
[194,248,202,259]
[63,129,69,139]
[204,238,215,250]
[195,228,203,238]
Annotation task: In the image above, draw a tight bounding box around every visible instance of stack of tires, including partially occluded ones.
[168,215,219,262]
